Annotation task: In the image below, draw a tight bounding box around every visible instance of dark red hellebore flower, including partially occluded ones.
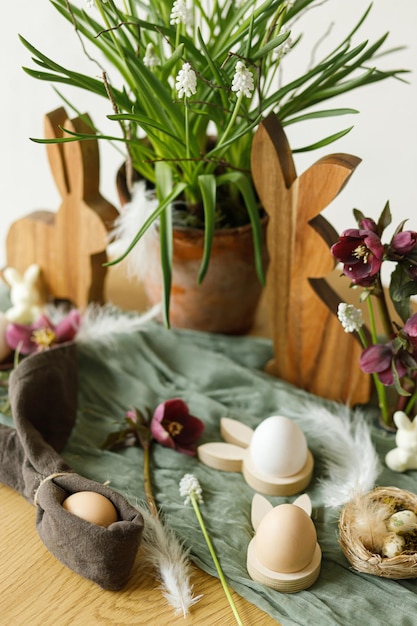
[151,398,205,456]
[331,228,384,285]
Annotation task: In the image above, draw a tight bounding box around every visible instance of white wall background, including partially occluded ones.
[0,0,416,268]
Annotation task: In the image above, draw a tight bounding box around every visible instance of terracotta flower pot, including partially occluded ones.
[142,219,269,334]
[115,162,269,334]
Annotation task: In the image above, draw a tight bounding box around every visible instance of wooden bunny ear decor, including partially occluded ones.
[197,416,313,496]
[5,107,119,309]
[247,493,322,592]
[251,113,370,406]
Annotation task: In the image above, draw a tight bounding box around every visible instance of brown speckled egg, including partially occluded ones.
[62,491,118,527]
[254,503,317,573]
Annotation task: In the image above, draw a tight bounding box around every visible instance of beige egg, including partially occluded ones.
[62,491,118,527]
[249,415,308,478]
[381,532,405,558]
[254,503,317,573]
[386,510,417,534]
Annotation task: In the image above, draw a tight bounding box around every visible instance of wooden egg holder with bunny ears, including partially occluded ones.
[4,107,119,309]
[197,417,314,496]
[198,418,321,592]
[247,493,322,593]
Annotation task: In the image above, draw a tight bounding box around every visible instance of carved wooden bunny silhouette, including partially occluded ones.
[251,113,370,405]
[6,107,119,308]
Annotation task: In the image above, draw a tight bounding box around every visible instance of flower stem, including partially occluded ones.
[404,388,417,416]
[366,297,390,425]
[185,97,190,160]
[190,494,243,626]
[216,93,244,151]
[143,443,159,518]
[376,277,394,339]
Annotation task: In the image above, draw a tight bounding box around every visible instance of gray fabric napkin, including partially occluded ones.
[0,343,143,590]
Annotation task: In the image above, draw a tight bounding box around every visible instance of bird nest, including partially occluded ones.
[339,486,417,579]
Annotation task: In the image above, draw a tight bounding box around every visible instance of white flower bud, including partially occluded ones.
[337,302,364,333]
[176,62,197,99]
[231,61,254,99]
[179,473,204,505]
[144,43,160,69]
[170,0,193,27]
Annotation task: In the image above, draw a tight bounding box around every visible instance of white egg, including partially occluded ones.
[249,415,308,477]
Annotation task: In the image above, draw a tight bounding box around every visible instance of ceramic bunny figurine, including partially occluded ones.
[3,264,46,324]
[385,411,417,472]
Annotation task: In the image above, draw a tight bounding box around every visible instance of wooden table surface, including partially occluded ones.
[0,484,276,626]
[0,269,276,626]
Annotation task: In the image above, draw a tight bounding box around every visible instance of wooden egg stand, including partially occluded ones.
[197,417,314,497]
[4,107,119,308]
[247,493,322,593]
[251,113,370,405]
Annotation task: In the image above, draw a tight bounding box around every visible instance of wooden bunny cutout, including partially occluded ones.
[385,411,417,472]
[197,416,314,496]
[251,113,370,405]
[247,493,321,592]
[6,107,119,308]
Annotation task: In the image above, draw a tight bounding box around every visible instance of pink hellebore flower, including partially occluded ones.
[5,310,81,355]
[360,342,408,385]
[151,398,205,456]
[331,228,384,286]
[404,313,417,351]
[390,231,417,256]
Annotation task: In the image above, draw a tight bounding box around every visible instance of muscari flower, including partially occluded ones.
[170,0,193,27]
[151,398,205,455]
[231,61,254,98]
[179,473,203,506]
[143,43,160,69]
[176,62,197,99]
[337,303,364,333]
[179,473,243,625]
[331,228,384,286]
[5,310,81,355]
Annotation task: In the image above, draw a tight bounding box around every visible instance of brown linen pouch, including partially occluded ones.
[0,343,143,590]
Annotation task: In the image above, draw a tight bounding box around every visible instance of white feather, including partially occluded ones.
[293,403,382,508]
[136,503,202,617]
[75,303,160,344]
[348,491,391,552]
[108,180,158,280]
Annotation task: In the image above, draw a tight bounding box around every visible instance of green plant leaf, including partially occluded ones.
[389,264,417,322]
[155,162,174,328]
[197,174,217,283]
[105,181,187,267]
[292,127,354,153]
[217,172,265,285]
[284,108,359,125]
